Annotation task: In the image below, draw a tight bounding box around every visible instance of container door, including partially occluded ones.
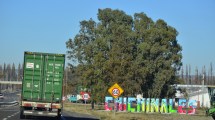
[43,55,64,102]
[23,54,44,100]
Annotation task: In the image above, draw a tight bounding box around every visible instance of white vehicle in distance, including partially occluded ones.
[0,93,4,99]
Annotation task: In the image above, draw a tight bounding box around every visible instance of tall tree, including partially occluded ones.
[0,65,2,73]
[186,65,188,84]
[0,65,3,79]
[11,63,16,81]
[210,62,213,85]
[181,65,184,83]
[66,8,182,101]
[207,68,209,85]
[18,63,23,81]
[189,65,191,84]
[195,66,199,84]
[202,66,206,85]
[6,64,11,81]
[3,63,6,81]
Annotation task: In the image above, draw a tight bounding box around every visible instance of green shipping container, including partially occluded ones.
[22,51,65,103]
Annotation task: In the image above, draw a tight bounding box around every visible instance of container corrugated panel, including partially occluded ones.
[22,51,65,103]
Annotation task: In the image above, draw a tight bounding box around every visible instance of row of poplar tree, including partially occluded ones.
[180,63,215,85]
[1,63,213,86]
[0,63,23,81]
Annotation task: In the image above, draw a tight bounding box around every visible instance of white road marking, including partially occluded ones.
[61,115,66,120]
[2,111,20,120]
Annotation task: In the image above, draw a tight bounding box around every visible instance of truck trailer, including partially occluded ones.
[20,51,65,119]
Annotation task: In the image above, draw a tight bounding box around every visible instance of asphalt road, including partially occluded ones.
[0,91,99,120]
[0,105,99,120]
[0,91,20,103]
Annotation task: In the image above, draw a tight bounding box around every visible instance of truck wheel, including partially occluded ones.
[212,115,215,120]
[20,107,25,119]
[56,114,61,120]
[55,109,61,120]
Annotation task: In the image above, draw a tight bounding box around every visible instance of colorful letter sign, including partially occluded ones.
[104,96,197,115]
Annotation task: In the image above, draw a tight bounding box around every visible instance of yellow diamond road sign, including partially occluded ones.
[108,83,124,98]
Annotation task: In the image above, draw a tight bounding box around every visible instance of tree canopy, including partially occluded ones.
[66,8,182,102]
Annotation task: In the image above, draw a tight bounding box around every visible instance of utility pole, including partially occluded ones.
[66,67,68,96]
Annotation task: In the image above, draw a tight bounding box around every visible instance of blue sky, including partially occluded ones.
[0,0,215,74]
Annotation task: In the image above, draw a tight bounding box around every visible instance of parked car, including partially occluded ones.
[69,95,78,103]
[0,93,4,99]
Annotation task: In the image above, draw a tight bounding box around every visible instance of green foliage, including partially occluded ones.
[66,8,182,102]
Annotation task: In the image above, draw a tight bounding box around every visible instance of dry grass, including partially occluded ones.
[63,102,213,120]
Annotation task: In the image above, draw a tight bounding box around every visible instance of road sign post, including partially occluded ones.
[81,92,90,110]
[85,99,87,109]
[108,83,124,113]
